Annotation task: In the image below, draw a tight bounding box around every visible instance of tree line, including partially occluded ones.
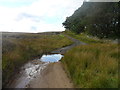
[62,2,119,39]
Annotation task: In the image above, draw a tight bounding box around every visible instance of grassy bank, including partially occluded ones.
[62,44,118,88]
[62,31,119,88]
[63,30,113,44]
[2,33,73,87]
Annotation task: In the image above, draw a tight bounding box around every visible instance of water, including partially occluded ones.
[9,54,63,88]
[40,54,63,62]
[10,60,49,88]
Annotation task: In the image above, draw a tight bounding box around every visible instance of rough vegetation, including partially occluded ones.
[61,2,119,87]
[62,41,119,88]
[2,33,73,87]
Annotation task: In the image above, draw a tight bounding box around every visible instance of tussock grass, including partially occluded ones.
[2,33,73,87]
[62,44,118,88]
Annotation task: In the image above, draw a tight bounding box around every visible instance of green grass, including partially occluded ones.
[63,30,112,44]
[62,30,119,88]
[62,44,118,88]
[2,33,73,87]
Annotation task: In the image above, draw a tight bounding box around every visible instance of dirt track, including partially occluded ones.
[8,34,85,88]
[27,35,86,88]
[28,62,73,88]
[51,35,86,54]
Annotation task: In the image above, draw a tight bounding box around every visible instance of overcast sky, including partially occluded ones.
[0,0,84,33]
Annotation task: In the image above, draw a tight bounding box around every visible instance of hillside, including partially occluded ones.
[63,2,119,39]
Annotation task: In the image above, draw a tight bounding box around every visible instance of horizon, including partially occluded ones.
[1,30,63,33]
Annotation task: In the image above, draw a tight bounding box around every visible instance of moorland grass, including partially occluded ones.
[62,44,119,88]
[2,33,73,87]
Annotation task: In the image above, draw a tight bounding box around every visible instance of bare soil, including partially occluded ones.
[27,62,73,88]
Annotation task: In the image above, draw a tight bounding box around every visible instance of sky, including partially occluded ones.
[0,0,84,33]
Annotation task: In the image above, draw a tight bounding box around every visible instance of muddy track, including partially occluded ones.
[8,34,86,88]
[27,35,86,88]
[28,62,73,88]
[51,35,86,54]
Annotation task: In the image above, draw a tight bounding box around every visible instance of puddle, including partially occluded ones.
[9,54,63,88]
[40,54,63,62]
[9,60,49,88]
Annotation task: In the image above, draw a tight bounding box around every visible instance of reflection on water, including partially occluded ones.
[12,61,49,88]
[10,54,63,88]
[40,54,63,62]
